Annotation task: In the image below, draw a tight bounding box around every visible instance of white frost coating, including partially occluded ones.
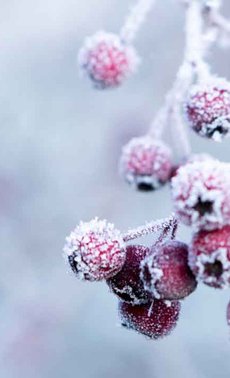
[119,135,172,189]
[123,213,177,242]
[171,160,230,230]
[140,256,163,299]
[120,0,156,44]
[113,285,142,305]
[184,77,230,141]
[63,218,125,281]
[78,31,139,88]
[195,248,230,288]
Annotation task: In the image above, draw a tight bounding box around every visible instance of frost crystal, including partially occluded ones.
[171,160,230,230]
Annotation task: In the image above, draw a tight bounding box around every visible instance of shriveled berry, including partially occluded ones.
[63,218,126,281]
[171,160,230,230]
[141,241,197,300]
[78,31,139,89]
[184,78,230,142]
[120,136,173,191]
[107,245,150,304]
[189,225,230,289]
[119,299,181,339]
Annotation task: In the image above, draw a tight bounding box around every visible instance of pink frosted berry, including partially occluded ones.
[63,218,126,281]
[141,241,197,300]
[119,299,181,339]
[227,301,230,326]
[107,245,151,305]
[78,31,139,89]
[120,136,173,191]
[171,160,230,230]
[184,78,230,141]
[189,225,230,289]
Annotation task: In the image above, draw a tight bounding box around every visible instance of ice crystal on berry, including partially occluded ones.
[120,136,173,191]
[63,218,126,281]
[78,31,139,89]
[119,299,181,339]
[107,245,151,305]
[189,225,230,288]
[141,241,197,300]
[184,78,230,141]
[171,160,230,230]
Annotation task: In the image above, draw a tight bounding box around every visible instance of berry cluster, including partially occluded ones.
[65,0,230,340]
[64,216,197,339]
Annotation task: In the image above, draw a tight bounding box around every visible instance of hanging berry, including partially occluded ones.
[189,225,230,288]
[171,160,230,230]
[120,136,173,191]
[184,78,230,141]
[119,299,181,339]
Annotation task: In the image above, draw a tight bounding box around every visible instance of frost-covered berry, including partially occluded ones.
[189,225,230,289]
[63,218,126,281]
[184,78,230,141]
[141,241,197,300]
[78,31,139,89]
[119,299,181,339]
[171,160,230,230]
[120,136,173,191]
[107,245,150,305]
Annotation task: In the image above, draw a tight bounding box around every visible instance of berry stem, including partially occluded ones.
[120,0,156,44]
[123,213,178,242]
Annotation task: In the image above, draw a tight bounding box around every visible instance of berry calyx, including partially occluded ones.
[171,160,230,230]
[78,31,139,89]
[120,136,173,191]
[63,218,126,281]
[189,225,230,289]
[184,78,230,142]
[107,245,151,305]
[119,299,181,339]
[141,241,197,300]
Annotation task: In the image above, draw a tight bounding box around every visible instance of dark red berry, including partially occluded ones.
[107,245,150,304]
[119,299,181,339]
[141,241,197,300]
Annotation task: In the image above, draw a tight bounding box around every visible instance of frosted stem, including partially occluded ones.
[123,213,177,242]
[120,0,156,44]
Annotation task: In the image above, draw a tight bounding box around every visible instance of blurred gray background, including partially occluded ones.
[0,0,230,377]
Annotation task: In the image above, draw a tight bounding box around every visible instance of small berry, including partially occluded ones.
[184,78,230,141]
[63,218,126,281]
[78,31,139,89]
[227,301,230,326]
[119,299,181,339]
[171,160,230,230]
[141,241,197,300]
[120,136,173,191]
[189,225,230,289]
[107,245,151,305]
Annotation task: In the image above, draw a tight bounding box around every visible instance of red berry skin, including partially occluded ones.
[189,226,230,289]
[141,241,197,300]
[119,299,181,339]
[107,245,151,305]
[185,79,230,142]
[227,301,230,326]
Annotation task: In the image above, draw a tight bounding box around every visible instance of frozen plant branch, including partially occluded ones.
[123,213,178,242]
[120,0,156,44]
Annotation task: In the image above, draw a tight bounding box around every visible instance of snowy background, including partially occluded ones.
[1,0,230,377]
